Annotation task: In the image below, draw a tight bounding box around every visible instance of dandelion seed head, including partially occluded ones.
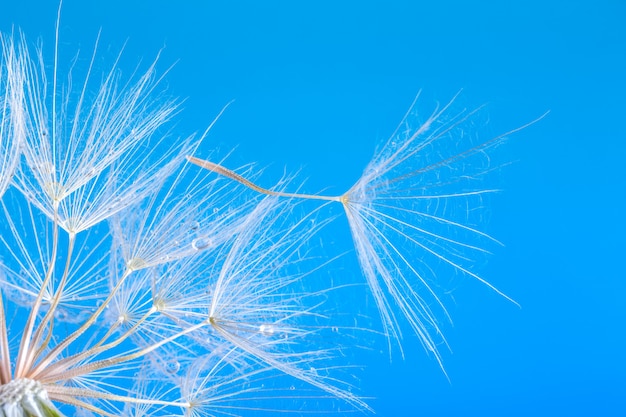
[0,9,530,414]
[0,378,61,417]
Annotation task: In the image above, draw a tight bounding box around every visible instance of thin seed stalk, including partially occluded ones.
[35,306,157,381]
[25,232,76,374]
[40,320,209,383]
[27,267,135,378]
[15,208,61,378]
[186,156,344,203]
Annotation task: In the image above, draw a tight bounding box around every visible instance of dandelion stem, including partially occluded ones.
[186,156,344,203]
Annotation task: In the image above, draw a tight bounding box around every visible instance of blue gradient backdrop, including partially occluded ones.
[2,1,624,416]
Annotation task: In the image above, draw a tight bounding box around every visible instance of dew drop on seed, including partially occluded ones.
[165,360,180,374]
[192,237,211,251]
[85,166,97,177]
[259,324,275,337]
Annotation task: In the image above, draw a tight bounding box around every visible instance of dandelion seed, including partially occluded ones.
[206,195,369,411]
[12,30,181,234]
[188,93,545,366]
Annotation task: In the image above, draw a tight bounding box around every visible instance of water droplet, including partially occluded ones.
[192,237,211,251]
[259,324,275,337]
[85,166,97,178]
[165,360,180,374]
[54,309,67,320]
[289,385,295,391]
[34,160,55,176]
[189,221,200,231]
[331,326,339,333]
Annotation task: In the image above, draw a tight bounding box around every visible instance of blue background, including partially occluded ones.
[1,1,624,416]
